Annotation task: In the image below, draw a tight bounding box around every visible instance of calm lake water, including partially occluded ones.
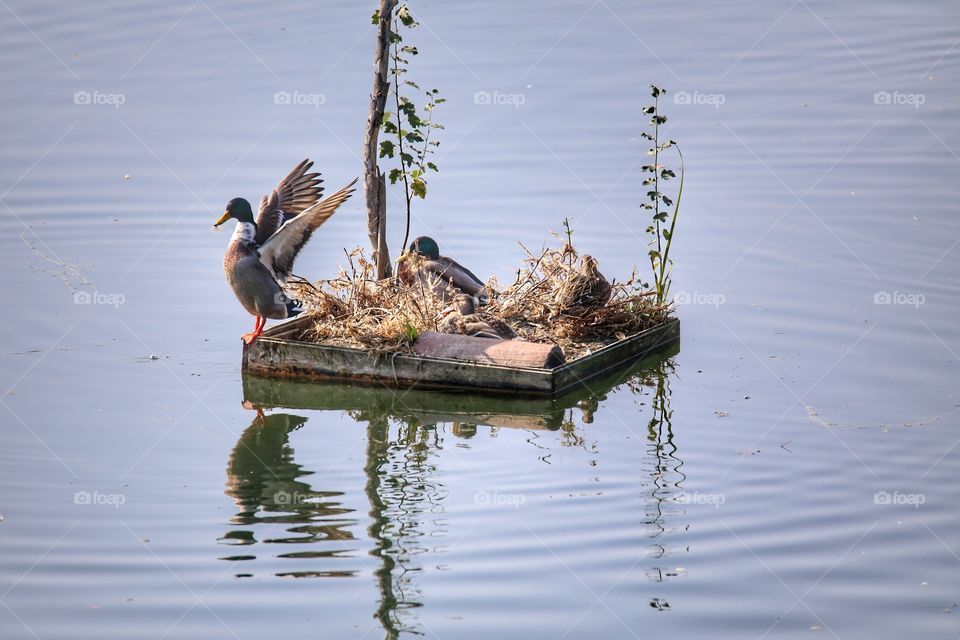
[1,0,958,638]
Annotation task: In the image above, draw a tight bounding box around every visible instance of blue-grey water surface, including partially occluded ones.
[1,1,958,638]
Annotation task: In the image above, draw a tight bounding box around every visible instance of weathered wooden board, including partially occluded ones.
[242,316,679,396]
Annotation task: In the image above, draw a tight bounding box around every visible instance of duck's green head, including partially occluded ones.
[409,236,440,260]
[214,197,255,227]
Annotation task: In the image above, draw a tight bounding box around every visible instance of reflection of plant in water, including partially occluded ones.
[354,410,445,639]
[560,409,599,454]
[386,422,444,609]
[645,360,683,542]
[636,357,686,610]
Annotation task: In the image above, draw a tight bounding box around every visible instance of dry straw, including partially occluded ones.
[286,242,671,360]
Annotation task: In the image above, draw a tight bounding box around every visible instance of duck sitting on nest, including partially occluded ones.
[554,254,612,317]
[214,159,357,344]
[439,294,517,340]
[397,236,489,303]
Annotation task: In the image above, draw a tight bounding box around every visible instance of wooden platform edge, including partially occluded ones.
[243,316,680,396]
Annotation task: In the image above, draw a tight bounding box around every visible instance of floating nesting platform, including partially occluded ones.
[242,316,679,397]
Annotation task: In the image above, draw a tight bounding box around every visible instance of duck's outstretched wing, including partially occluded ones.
[258,178,358,283]
[254,159,325,245]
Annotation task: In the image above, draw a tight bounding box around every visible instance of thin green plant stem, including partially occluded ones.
[657,145,684,302]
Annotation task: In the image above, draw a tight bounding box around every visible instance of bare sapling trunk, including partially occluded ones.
[364,0,397,279]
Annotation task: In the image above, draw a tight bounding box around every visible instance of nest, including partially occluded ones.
[487,243,670,359]
[286,244,671,360]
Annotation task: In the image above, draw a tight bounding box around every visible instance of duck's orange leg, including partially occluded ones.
[241,316,266,345]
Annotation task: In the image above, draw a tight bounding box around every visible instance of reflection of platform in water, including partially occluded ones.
[242,342,679,431]
[242,317,679,397]
[231,346,682,636]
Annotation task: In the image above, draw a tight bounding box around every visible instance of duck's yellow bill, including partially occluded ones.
[213,211,231,227]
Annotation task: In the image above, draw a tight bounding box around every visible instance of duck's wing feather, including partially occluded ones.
[429,256,486,295]
[254,159,325,245]
[258,178,357,283]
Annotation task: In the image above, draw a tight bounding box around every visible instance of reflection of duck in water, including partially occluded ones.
[224,408,309,524]
[220,407,357,575]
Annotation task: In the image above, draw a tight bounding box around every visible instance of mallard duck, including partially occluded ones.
[397,236,488,302]
[439,294,517,340]
[554,254,612,316]
[214,159,357,344]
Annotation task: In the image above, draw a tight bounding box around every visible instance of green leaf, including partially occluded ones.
[642,178,655,186]
[427,162,438,171]
[401,45,419,55]
[661,195,673,206]
[405,132,424,143]
[400,152,414,166]
[371,9,380,24]
[640,132,654,140]
[382,121,398,134]
[379,140,395,158]
[404,80,420,89]
[411,177,427,199]
[388,168,402,184]
[649,250,662,259]
[403,322,418,341]
[653,115,668,125]
[642,106,656,114]
[397,5,416,27]
[660,169,676,179]
[410,168,423,180]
